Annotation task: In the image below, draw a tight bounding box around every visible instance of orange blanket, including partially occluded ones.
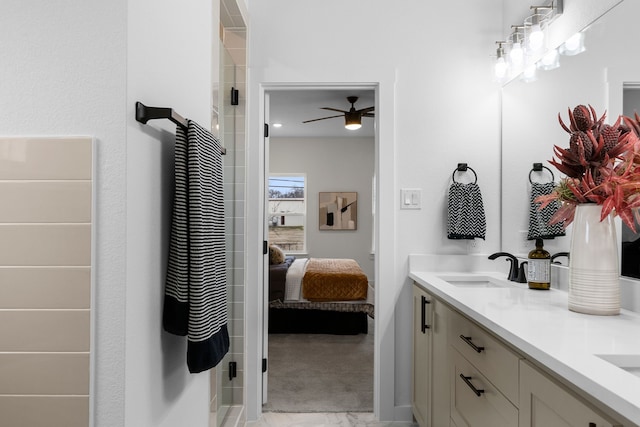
[302,258,368,302]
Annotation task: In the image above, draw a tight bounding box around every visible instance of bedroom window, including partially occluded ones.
[268,174,306,253]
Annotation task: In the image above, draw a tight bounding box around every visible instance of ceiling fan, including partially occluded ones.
[302,96,374,130]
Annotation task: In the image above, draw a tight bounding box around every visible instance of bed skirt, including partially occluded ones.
[268,307,369,335]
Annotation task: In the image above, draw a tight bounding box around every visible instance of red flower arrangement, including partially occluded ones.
[536,105,640,232]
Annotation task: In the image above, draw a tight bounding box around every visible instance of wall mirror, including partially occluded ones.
[500,0,640,278]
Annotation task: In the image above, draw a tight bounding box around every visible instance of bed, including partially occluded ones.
[268,249,374,335]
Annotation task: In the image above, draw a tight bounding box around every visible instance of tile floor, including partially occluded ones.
[247,412,417,427]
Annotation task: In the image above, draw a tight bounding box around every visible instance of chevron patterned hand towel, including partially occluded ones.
[527,181,565,240]
[163,120,229,373]
[447,182,486,240]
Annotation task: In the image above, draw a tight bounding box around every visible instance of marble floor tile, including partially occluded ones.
[246,412,418,427]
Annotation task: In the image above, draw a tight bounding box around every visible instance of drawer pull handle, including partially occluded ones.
[460,335,484,353]
[421,295,431,333]
[460,374,484,397]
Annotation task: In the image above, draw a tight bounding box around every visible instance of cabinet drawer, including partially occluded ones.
[519,360,622,427]
[450,310,520,404]
[451,349,518,427]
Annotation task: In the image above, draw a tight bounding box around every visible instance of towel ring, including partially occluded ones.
[452,164,478,184]
[529,163,555,184]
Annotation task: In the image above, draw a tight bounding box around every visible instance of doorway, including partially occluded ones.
[262,87,377,413]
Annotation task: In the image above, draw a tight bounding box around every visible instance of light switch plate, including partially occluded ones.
[400,188,421,209]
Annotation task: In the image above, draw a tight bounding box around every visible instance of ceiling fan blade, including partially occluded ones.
[356,106,375,114]
[320,107,348,113]
[362,113,375,118]
[302,114,344,123]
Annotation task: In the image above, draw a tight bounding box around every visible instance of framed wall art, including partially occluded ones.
[319,192,357,230]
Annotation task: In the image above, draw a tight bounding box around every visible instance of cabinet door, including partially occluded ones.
[519,360,622,427]
[413,285,432,427]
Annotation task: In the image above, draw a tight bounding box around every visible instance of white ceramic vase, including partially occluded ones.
[568,204,620,315]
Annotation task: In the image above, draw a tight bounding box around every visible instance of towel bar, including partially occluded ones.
[135,101,226,155]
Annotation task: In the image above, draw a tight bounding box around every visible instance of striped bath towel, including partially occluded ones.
[163,120,229,373]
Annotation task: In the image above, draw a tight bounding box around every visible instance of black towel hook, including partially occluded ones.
[452,163,477,184]
[529,162,554,184]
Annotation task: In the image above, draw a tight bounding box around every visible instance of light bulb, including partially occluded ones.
[494,57,508,79]
[538,49,559,70]
[345,123,361,130]
[564,34,581,51]
[560,32,585,56]
[509,42,524,66]
[528,24,544,51]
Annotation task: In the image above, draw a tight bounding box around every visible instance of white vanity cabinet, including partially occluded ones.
[412,277,631,427]
[519,360,622,427]
[412,284,452,427]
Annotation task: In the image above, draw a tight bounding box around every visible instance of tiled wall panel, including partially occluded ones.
[0,353,90,394]
[0,268,90,309]
[0,396,89,427]
[0,224,91,266]
[0,310,90,351]
[0,181,91,222]
[0,136,92,427]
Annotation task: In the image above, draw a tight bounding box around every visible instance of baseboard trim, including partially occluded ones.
[394,405,414,423]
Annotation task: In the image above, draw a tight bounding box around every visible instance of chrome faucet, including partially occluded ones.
[551,252,570,264]
[488,252,519,282]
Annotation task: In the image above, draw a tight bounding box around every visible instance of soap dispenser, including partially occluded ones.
[527,238,551,290]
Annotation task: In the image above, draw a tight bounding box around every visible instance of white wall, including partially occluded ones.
[126,1,218,426]
[2,1,220,426]
[1,1,127,425]
[246,0,504,421]
[270,137,375,279]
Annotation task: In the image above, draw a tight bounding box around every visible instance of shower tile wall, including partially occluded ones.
[224,26,247,406]
[0,137,92,427]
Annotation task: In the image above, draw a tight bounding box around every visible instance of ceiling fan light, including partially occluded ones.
[345,112,362,130]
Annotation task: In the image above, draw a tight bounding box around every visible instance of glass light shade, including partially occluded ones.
[559,32,586,56]
[509,42,524,66]
[345,123,362,130]
[524,14,548,55]
[494,57,508,80]
[538,49,560,70]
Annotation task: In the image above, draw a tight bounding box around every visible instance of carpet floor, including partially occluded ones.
[263,317,374,413]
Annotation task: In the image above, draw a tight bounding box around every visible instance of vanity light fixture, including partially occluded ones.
[491,0,563,84]
[344,112,362,130]
[559,31,586,56]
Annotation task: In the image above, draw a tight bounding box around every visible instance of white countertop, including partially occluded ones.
[409,254,640,426]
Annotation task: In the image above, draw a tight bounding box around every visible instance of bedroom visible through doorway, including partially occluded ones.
[263,87,377,413]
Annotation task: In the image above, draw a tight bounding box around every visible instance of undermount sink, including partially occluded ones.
[436,274,512,289]
[596,354,640,379]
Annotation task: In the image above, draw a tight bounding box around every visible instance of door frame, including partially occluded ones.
[245,78,397,421]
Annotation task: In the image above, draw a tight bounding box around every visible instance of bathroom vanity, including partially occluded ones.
[409,255,640,427]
